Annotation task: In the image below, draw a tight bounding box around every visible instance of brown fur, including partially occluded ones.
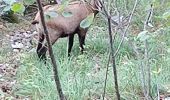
[32,0,101,61]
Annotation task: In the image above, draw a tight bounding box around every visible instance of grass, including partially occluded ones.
[1,1,170,99]
[12,22,170,100]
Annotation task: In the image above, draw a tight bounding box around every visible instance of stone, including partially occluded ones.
[13,49,20,53]
[11,42,24,49]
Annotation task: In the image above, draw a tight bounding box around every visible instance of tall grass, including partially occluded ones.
[13,24,170,99]
[13,1,170,99]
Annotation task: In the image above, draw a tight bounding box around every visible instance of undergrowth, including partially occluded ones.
[13,24,170,99]
[2,0,169,99]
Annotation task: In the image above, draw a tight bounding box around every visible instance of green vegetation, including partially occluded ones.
[13,20,170,99]
[0,0,170,99]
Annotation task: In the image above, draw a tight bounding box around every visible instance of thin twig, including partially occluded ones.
[103,53,111,100]
[99,0,121,99]
[114,0,138,57]
[143,4,153,100]
[108,13,121,100]
[127,38,148,100]
[127,3,153,100]
[36,0,65,99]
[157,83,160,100]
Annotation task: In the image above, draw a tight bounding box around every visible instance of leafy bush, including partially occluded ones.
[0,0,35,15]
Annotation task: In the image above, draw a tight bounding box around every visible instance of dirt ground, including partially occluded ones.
[0,18,37,99]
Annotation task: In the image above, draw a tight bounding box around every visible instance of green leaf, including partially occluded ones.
[148,23,154,27]
[23,0,35,5]
[3,0,16,5]
[2,5,11,12]
[45,11,58,20]
[137,30,150,41]
[80,13,94,29]
[151,0,160,9]
[0,5,6,8]
[57,0,69,13]
[162,10,170,19]
[45,15,51,20]
[62,11,73,17]
[61,0,69,5]
[11,3,25,13]
[46,11,58,17]
[167,48,170,53]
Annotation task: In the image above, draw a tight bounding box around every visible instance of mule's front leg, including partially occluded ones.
[36,34,47,62]
[78,29,87,54]
[37,45,47,62]
[68,34,74,57]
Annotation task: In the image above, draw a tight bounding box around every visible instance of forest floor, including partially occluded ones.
[0,15,170,99]
[0,19,35,99]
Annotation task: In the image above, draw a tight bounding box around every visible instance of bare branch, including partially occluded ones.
[35,0,65,99]
[114,0,138,57]
[127,3,154,100]
[103,53,111,100]
[99,0,121,99]
[143,4,153,100]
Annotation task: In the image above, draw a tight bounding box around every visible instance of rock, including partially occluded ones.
[32,31,38,35]
[0,64,3,67]
[0,25,3,29]
[111,15,124,23]
[11,36,22,42]
[29,48,36,53]
[25,46,30,49]
[23,32,32,38]
[13,49,20,53]
[11,42,24,49]
[165,97,170,100]
[26,31,31,34]
[19,29,25,33]
[6,34,10,37]
[10,30,37,51]
[22,38,27,45]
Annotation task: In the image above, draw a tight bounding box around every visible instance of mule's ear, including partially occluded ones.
[95,0,102,11]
